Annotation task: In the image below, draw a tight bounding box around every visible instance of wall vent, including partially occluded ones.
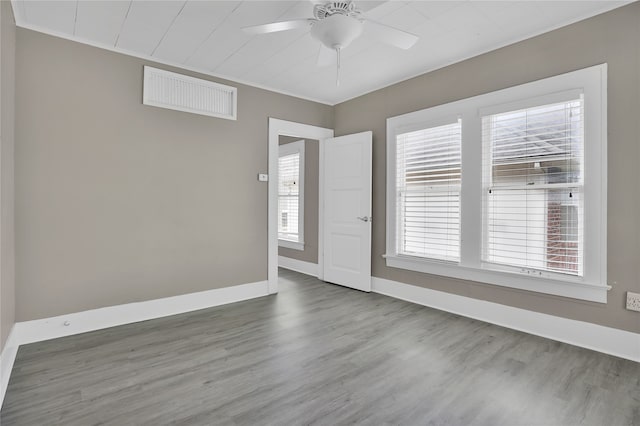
[143,66,237,120]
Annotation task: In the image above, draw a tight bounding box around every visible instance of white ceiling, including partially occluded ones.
[11,0,631,105]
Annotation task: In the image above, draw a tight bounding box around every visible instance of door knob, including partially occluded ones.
[357,216,371,222]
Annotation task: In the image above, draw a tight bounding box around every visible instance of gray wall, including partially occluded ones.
[14,29,332,321]
[334,2,640,333]
[0,1,16,351]
[278,136,319,265]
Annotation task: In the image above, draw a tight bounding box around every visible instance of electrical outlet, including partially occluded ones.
[626,292,640,312]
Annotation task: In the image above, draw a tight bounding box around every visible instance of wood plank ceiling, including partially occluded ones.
[11,0,630,105]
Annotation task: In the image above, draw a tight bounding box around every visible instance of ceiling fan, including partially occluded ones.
[242,1,419,85]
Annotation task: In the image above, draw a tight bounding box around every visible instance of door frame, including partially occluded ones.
[268,118,334,294]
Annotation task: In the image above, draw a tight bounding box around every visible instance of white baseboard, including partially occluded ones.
[1,327,19,409]
[278,256,318,277]
[372,277,640,362]
[0,280,269,408]
[14,280,269,345]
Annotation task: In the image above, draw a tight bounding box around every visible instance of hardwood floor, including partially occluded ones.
[2,268,639,425]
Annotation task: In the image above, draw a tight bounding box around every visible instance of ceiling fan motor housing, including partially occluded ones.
[313,1,360,19]
[310,14,364,50]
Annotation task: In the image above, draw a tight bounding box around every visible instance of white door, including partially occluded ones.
[321,131,372,292]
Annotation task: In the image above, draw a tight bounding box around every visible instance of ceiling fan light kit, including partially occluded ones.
[310,14,363,51]
[310,14,363,86]
[242,1,419,86]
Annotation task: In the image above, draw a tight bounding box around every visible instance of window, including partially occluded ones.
[395,119,461,262]
[482,98,584,276]
[386,65,607,302]
[278,140,305,250]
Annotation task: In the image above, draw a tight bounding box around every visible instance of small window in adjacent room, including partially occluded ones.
[386,64,607,302]
[278,140,305,250]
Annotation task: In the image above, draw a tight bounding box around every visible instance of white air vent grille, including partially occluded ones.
[143,66,237,120]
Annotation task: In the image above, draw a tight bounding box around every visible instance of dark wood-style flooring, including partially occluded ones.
[2,268,639,425]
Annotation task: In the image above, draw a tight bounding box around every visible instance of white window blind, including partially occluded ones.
[482,98,584,276]
[396,119,462,262]
[278,152,301,242]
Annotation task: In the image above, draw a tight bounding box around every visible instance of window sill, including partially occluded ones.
[383,254,608,303]
[279,239,305,251]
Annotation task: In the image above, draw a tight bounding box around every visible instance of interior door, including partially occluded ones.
[322,131,372,292]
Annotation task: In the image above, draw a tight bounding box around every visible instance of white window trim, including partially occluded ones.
[278,140,305,251]
[386,64,608,303]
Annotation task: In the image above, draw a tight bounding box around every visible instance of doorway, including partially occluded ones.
[268,119,333,294]
[268,118,372,294]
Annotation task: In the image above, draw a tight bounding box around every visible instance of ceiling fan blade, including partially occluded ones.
[363,19,418,49]
[317,44,336,67]
[242,19,313,35]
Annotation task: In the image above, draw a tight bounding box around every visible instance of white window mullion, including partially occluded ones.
[459,113,483,269]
